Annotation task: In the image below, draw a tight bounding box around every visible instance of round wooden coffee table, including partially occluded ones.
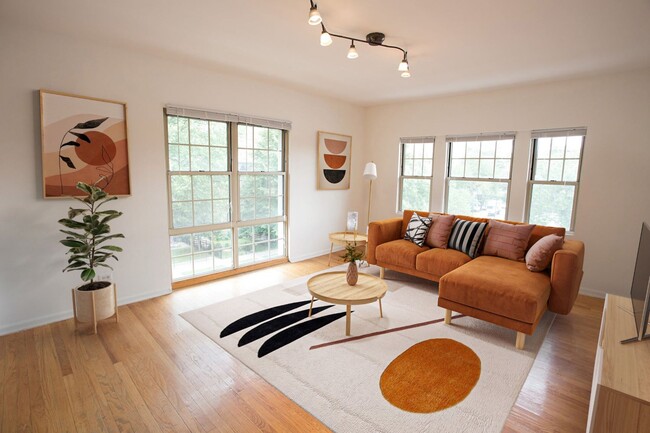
[307,271,387,336]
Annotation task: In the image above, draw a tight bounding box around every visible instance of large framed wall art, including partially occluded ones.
[40,90,131,198]
[317,131,352,190]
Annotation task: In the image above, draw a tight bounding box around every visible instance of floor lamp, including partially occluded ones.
[363,162,378,234]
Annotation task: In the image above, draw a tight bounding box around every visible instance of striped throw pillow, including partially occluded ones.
[404,213,432,247]
[448,219,488,258]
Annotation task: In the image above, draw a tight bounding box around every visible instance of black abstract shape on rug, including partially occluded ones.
[238,305,334,347]
[323,169,346,184]
[257,312,347,358]
[220,300,312,338]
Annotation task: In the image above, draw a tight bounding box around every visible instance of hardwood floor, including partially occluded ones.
[0,254,604,433]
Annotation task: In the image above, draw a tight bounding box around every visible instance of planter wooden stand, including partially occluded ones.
[71,282,118,334]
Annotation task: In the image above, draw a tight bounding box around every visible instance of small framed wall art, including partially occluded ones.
[40,89,131,198]
[317,131,352,190]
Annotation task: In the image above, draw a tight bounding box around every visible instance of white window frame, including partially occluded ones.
[397,137,435,212]
[165,107,290,282]
[525,128,586,232]
[444,132,515,219]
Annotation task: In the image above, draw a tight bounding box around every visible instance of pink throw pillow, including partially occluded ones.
[483,220,536,261]
[425,214,456,249]
[526,234,564,272]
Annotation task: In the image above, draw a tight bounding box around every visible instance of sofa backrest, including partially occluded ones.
[401,209,566,251]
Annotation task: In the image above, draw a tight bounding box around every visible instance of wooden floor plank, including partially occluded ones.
[0,254,604,433]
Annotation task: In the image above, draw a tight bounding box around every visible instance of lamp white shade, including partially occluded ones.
[347,43,359,59]
[308,7,322,25]
[320,31,333,46]
[398,60,409,72]
[363,162,378,180]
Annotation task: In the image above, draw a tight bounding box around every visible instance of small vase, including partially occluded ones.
[346,261,358,286]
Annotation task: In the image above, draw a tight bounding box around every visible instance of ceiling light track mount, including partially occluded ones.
[307,1,411,78]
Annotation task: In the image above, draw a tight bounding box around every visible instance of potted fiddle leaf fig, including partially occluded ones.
[341,242,364,286]
[59,180,124,333]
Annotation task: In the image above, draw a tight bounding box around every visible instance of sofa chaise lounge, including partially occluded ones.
[367,210,585,349]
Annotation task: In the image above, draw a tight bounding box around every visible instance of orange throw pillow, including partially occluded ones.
[425,213,455,249]
[525,234,564,272]
[483,220,536,261]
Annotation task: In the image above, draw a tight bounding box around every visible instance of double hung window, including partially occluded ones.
[166,107,289,282]
[527,128,585,231]
[398,137,435,211]
[445,133,515,219]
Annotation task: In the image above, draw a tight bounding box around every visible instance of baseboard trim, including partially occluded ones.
[0,288,172,336]
[579,286,606,299]
[289,246,343,263]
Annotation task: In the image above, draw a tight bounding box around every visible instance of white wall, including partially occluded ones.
[366,69,650,298]
[0,24,366,334]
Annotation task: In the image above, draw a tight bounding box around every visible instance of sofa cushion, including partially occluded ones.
[483,219,536,261]
[425,213,455,249]
[448,219,487,259]
[526,234,564,272]
[439,256,551,324]
[404,213,432,247]
[415,248,472,277]
[376,239,430,269]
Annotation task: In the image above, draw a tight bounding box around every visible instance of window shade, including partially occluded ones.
[401,136,435,143]
[166,105,292,131]
[446,132,516,142]
[531,127,587,138]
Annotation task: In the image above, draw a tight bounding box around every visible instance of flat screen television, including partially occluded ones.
[621,222,650,344]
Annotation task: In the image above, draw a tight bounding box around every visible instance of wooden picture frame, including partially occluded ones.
[40,89,131,198]
[317,131,352,190]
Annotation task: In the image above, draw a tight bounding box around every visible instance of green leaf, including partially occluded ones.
[76,182,93,194]
[63,263,87,272]
[67,208,87,219]
[94,263,114,270]
[99,245,123,252]
[80,268,96,282]
[60,239,85,248]
[59,230,86,239]
[97,210,120,215]
[58,219,86,229]
[96,234,125,245]
[100,212,122,225]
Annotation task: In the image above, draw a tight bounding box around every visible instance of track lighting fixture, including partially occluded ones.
[307,1,411,77]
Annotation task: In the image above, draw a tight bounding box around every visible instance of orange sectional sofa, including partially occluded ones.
[367,210,585,349]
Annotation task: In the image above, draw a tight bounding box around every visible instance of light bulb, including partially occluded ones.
[308,6,322,25]
[401,70,411,78]
[398,59,409,72]
[347,42,358,59]
[320,30,332,46]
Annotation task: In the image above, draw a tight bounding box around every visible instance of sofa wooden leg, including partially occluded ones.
[444,309,452,325]
[379,267,385,279]
[516,332,526,350]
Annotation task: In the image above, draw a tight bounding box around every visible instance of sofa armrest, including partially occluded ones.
[367,217,403,264]
[548,239,585,314]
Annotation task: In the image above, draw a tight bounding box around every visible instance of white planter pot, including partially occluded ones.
[72,282,118,334]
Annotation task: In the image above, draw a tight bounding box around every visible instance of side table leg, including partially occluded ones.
[328,242,334,266]
[378,298,383,318]
[346,304,351,336]
[308,297,314,317]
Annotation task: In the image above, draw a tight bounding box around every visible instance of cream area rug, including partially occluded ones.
[181,265,554,433]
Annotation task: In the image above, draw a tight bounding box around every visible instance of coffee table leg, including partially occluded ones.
[378,298,383,318]
[308,297,314,317]
[346,304,351,336]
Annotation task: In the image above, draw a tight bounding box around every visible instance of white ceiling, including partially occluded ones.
[4,0,650,105]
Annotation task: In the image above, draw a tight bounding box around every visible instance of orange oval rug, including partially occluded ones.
[380,338,481,413]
